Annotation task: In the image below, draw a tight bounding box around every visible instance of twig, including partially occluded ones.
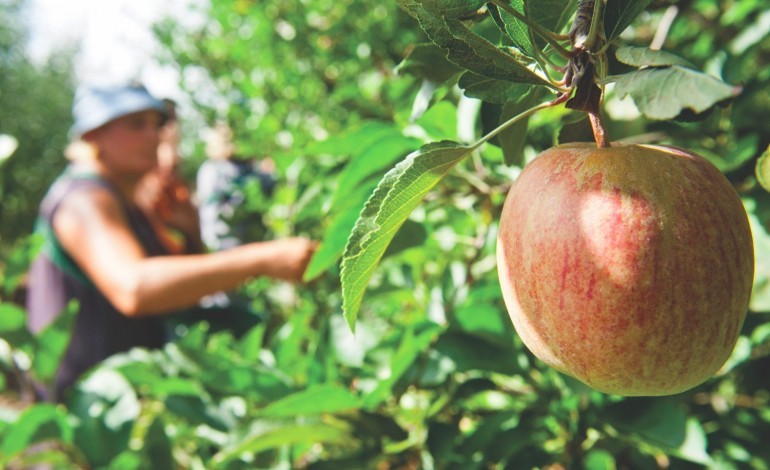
[650,5,679,50]
[473,100,556,149]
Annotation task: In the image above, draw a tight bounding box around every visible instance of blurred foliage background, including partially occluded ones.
[0,0,74,262]
[1,0,770,468]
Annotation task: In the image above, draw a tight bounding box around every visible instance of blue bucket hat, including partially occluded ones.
[70,83,168,138]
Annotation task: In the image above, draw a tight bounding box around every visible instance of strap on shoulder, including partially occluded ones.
[35,215,95,288]
[33,168,108,289]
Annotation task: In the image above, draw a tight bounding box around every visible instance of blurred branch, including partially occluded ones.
[650,5,679,50]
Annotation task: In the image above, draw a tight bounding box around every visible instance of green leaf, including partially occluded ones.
[439,19,551,86]
[109,359,203,397]
[583,449,616,470]
[0,303,34,349]
[340,141,474,330]
[756,146,770,193]
[107,451,144,470]
[74,368,140,429]
[306,125,420,281]
[1,235,43,297]
[328,315,373,368]
[604,0,653,42]
[746,199,770,312]
[33,299,78,384]
[615,45,695,68]
[415,0,487,20]
[751,322,770,346]
[163,395,231,431]
[142,377,203,397]
[396,42,463,83]
[499,88,546,166]
[698,134,759,173]
[236,323,266,362]
[305,197,371,281]
[415,100,459,141]
[385,220,428,257]
[0,404,72,458]
[398,0,552,87]
[132,416,173,470]
[490,0,578,55]
[67,370,139,466]
[461,390,517,412]
[454,303,510,343]
[607,400,711,464]
[306,121,396,157]
[433,331,520,375]
[718,336,752,374]
[488,1,532,55]
[210,421,351,468]
[200,365,292,400]
[362,322,442,409]
[610,400,687,448]
[604,66,742,120]
[729,9,770,55]
[671,418,712,465]
[558,115,594,144]
[259,384,361,418]
[331,133,421,212]
[531,0,579,34]
[0,303,25,332]
[457,411,524,457]
[458,72,534,104]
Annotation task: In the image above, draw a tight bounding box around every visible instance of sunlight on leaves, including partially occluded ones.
[615,46,694,68]
[604,66,741,120]
[259,384,361,417]
[756,146,770,193]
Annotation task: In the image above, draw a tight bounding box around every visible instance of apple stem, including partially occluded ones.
[589,111,610,148]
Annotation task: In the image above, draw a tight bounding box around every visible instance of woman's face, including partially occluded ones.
[86,110,164,176]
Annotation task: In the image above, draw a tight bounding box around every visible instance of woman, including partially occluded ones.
[26,83,315,401]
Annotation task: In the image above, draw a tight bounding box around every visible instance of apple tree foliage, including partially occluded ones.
[0,0,75,260]
[2,0,770,468]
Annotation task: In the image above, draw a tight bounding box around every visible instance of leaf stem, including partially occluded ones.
[565,0,611,148]
[473,100,555,150]
[522,3,568,88]
[569,0,605,53]
[584,0,605,52]
[489,0,572,58]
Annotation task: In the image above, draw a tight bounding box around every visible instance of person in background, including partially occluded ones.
[193,123,279,315]
[196,123,276,251]
[25,83,315,402]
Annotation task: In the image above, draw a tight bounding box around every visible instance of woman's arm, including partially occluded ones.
[53,186,314,316]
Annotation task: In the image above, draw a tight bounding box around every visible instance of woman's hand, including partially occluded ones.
[137,170,200,238]
[261,238,317,283]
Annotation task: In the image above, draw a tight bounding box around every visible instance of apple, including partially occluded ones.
[496,142,754,396]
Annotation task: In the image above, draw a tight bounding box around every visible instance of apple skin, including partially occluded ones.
[497,142,754,396]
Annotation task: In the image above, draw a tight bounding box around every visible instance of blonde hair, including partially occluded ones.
[64,140,98,163]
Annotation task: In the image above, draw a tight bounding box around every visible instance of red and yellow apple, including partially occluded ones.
[497,143,754,396]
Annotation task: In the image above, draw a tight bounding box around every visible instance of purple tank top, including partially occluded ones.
[26,169,169,402]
